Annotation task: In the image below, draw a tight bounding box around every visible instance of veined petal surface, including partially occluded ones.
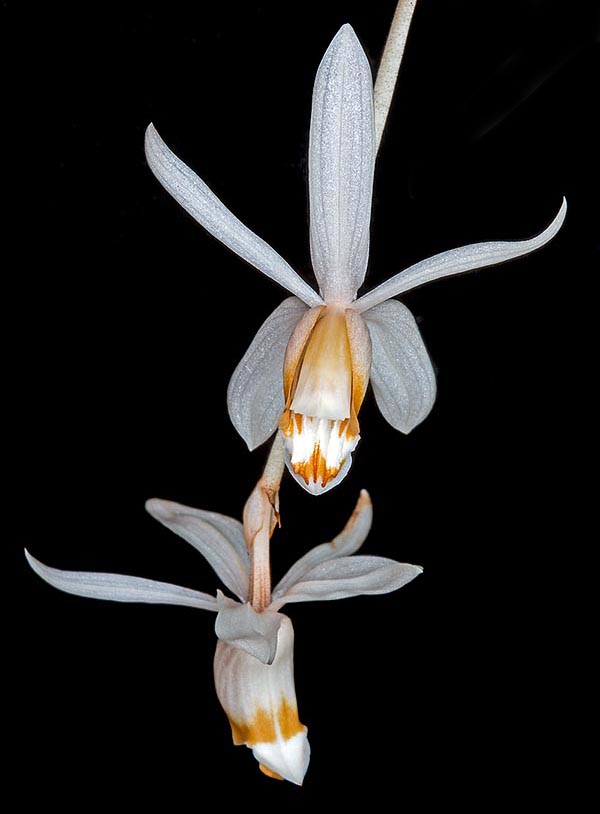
[309,25,375,303]
[272,490,372,602]
[25,550,218,611]
[275,555,422,604]
[145,124,323,307]
[364,298,436,434]
[354,199,567,312]
[145,499,250,602]
[228,297,308,450]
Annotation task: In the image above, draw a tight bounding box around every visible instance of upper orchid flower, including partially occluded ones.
[25,490,421,785]
[144,24,566,494]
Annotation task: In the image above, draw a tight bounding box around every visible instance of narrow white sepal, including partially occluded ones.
[354,198,567,312]
[145,499,250,602]
[309,25,376,303]
[272,490,372,602]
[228,297,308,450]
[144,124,323,307]
[25,549,218,611]
[364,298,436,433]
[274,556,422,604]
[215,592,283,665]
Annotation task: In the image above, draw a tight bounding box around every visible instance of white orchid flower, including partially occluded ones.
[144,24,566,494]
[25,490,421,785]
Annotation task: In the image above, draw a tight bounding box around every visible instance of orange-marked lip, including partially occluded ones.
[291,443,341,488]
[279,305,371,493]
[282,412,359,490]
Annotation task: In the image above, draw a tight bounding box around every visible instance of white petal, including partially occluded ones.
[309,25,375,304]
[272,490,372,603]
[214,616,310,785]
[354,198,567,312]
[276,555,422,604]
[145,499,250,602]
[227,297,308,450]
[364,299,436,433]
[144,124,323,307]
[215,592,283,665]
[25,550,218,611]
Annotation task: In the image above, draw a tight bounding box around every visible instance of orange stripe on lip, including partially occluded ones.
[277,697,306,740]
[227,699,306,746]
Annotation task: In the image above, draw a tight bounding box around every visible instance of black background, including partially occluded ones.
[18,0,598,807]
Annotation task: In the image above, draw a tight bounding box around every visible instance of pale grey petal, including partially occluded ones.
[364,299,436,433]
[309,25,376,304]
[215,592,283,665]
[145,499,250,602]
[354,198,567,312]
[227,297,308,450]
[25,550,218,611]
[145,124,323,307]
[275,555,422,605]
[272,490,372,601]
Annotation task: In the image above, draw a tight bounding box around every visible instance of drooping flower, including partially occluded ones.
[25,490,421,784]
[144,25,566,493]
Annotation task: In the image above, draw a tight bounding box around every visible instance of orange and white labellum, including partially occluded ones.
[214,616,310,785]
[279,305,371,493]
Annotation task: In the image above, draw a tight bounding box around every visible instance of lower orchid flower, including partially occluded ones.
[25,490,421,785]
[144,21,566,494]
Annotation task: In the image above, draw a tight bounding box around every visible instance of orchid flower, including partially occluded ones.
[144,24,566,494]
[25,490,421,785]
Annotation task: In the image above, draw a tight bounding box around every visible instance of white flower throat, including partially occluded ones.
[280,306,363,491]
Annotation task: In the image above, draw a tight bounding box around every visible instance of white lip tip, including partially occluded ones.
[252,731,310,786]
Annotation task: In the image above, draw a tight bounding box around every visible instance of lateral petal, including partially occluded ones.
[354,198,567,312]
[272,490,372,603]
[25,550,218,611]
[227,297,308,450]
[275,555,422,605]
[363,298,436,433]
[309,25,376,304]
[145,124,323,307]
[145,499,250,602]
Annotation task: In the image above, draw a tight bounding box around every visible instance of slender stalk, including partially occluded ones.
[374,0,419,153]
[245,434,285,612]
[261,432,286,497]
[249,522,271,612]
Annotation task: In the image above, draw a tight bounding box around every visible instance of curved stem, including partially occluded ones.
[244,434,285,612]
[374,0,419,154]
